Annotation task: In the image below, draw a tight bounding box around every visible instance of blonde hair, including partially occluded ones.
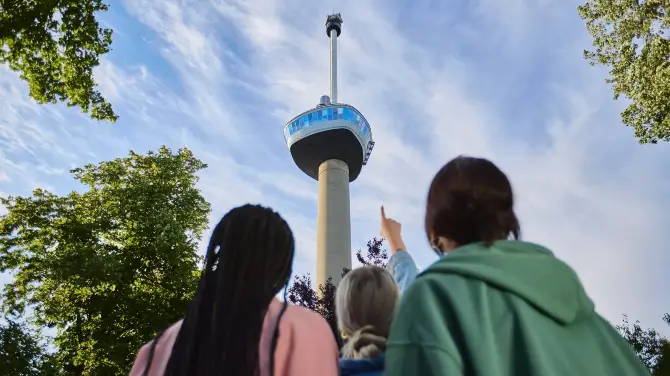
[335,266,399,359]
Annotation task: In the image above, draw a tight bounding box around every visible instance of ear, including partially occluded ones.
[438,237,459,253]
[429,235,440,248]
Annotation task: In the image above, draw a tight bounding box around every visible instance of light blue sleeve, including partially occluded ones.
[386,251,418,294]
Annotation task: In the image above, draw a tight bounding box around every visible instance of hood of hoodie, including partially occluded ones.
[423,240,595,325]
[339,355,385,376]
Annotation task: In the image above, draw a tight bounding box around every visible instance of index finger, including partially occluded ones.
[381,205,386,220]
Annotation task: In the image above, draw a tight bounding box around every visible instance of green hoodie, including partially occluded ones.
[385,240,649,376]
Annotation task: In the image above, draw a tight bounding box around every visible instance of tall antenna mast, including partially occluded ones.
[325,13,343,104]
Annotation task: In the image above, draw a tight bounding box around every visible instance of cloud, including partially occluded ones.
[0,0,668,338]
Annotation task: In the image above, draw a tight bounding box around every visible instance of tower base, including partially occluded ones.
[316,159,352,287]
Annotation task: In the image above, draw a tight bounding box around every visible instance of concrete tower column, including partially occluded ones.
[316,159,351,287]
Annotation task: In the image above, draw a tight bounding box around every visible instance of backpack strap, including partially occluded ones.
[142,329,167,376]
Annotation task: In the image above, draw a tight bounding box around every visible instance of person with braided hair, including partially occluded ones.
[128,204,339,376]
[385,156,649,376]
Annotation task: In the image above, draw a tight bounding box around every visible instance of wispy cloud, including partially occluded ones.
[1,0,668,335]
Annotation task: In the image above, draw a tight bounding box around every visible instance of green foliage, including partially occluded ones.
[578,0,670,143]
[657,340,670,376]
[0,320,59,376]
[0,146,210,375]
[617,313,670,374]
[0,0,116,122]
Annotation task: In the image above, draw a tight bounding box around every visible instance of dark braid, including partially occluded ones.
[163,204,295,376]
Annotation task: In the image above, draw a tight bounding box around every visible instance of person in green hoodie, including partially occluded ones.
[385,155,650,376]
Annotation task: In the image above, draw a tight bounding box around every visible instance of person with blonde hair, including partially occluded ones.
[336,265,399,376]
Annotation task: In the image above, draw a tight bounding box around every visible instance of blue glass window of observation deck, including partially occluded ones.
[286,107,371,138]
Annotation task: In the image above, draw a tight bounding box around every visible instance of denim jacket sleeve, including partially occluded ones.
[386,251,418,294]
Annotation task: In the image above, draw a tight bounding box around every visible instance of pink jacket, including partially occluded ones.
[129,299,339,376]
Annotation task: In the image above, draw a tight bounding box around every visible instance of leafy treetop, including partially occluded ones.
[0,0,117,122]
[617,313,670,375]
[578,0,670,143]
[0,146,210,375]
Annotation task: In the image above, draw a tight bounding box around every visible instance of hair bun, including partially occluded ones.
[425,156,521,246]
[349,325,387,358]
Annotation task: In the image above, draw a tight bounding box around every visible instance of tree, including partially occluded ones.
[617,313,670,374]
[286,237,388,347]
[657,338,670,376]
[355,237,388,268]
[0,146,210,375]
[578,0,670,143]
[0,320,59,376]
[0,0,117,122]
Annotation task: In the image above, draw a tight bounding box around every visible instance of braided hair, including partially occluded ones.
[163,204,295,376]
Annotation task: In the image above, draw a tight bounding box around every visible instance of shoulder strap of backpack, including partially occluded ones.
[142,329,167,376]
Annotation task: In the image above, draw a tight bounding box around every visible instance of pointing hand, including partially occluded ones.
[380,206,406,254]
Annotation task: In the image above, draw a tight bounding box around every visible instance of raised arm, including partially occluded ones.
[387,250,418,294]
[380,206,418,293]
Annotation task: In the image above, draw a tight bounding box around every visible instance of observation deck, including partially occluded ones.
[284,96,374,182]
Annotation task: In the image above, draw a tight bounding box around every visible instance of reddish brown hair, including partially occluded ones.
[425,156,520,247]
